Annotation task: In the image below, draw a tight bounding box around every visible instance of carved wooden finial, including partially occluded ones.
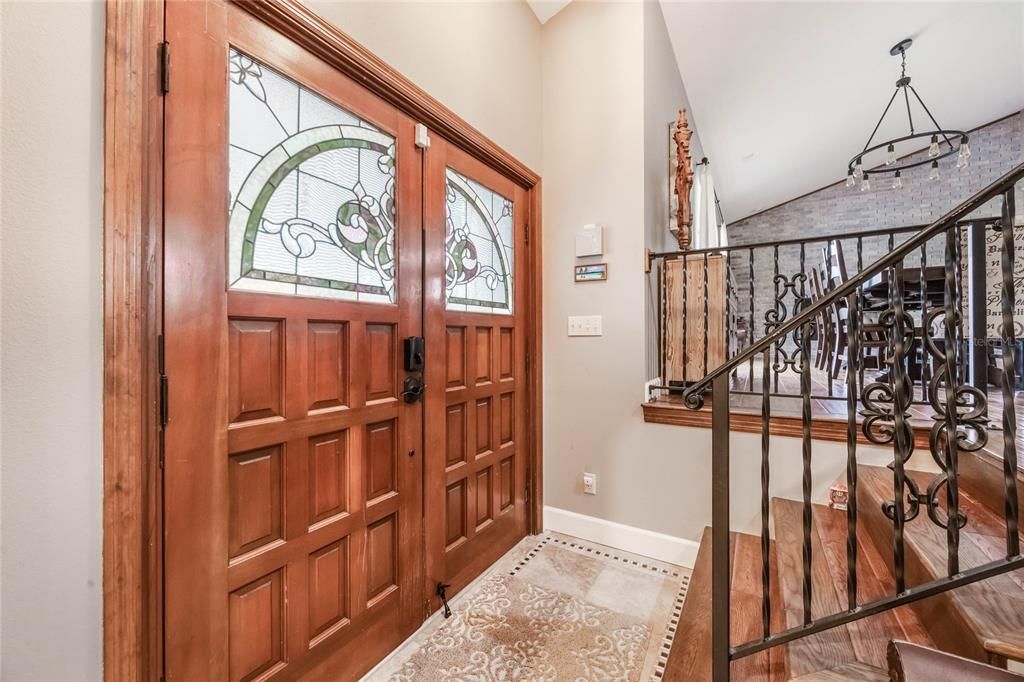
[674,108,694,250]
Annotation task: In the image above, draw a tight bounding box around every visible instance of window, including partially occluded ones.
[444,169,513,314]
[227,48,397,303]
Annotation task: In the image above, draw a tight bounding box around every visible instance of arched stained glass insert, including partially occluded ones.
[444,169,514,314]
[227,48,397,303]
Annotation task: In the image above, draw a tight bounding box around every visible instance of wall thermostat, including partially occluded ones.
[575,223,603,257]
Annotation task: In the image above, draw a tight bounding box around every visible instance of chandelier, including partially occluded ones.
[846,38,970,191]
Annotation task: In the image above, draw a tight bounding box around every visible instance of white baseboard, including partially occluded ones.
[543,506,700,568]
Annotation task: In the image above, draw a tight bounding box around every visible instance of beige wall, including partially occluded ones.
[540,0,709,541]
[1,1,105,679]
[307,0,543,172]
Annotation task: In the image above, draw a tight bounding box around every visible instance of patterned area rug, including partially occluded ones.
[366,532,691,681]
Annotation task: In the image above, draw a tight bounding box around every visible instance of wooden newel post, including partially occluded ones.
[674,108,694,251]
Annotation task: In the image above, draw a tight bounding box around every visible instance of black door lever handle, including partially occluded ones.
[402,375,424,403]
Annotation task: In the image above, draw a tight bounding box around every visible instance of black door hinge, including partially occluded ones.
[159,41,170,95]
[525,480,531,504]
[525,222,530,244]
[158,334,169,429]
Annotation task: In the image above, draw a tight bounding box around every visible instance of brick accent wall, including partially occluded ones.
[726,112,1023,347]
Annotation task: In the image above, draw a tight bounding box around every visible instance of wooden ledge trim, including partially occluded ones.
[642,400,930,449]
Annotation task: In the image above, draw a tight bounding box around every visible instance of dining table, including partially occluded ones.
[860,264,949,311]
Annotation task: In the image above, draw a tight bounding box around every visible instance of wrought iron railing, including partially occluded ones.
[649,218,1007,406]
[671,163,1024,681]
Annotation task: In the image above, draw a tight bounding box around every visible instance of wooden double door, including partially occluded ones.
[163,3,531,679]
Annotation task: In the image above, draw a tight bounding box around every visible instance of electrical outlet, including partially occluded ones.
[582,472,597,495]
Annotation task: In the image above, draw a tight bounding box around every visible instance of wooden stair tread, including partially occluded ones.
[773,498,934,677]
[984,631,1024,663]
[662,527,788,681]
[858,465,1024,659]
[788,662,888,682]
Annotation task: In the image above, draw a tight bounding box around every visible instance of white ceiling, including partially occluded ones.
[526,0,571,25]
[659,2,1024,223]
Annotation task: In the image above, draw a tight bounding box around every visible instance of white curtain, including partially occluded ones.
[691,165,728,250]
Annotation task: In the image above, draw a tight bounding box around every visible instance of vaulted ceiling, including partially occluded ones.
[526,0,571,25]
[659,2,1024,222]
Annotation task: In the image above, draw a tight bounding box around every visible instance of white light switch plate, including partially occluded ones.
[567,315,602,336]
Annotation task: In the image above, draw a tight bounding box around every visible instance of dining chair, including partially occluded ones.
[809,268,833,372]
[822,239,848,291]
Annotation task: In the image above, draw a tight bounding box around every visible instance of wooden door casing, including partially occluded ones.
[424,141,530,605]
[164,3,423,680]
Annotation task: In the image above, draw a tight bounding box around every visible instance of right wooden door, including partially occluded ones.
[424,140,531,603]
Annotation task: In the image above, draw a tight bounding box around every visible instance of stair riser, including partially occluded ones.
[959,452,1024,534]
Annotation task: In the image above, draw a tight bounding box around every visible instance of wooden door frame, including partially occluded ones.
[102,0,543,679]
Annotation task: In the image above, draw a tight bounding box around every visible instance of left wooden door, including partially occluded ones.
[164,2,424,680]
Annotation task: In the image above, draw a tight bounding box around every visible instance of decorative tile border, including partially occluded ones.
[508,535,552,576]
[509,533,684,578]
[652,572,691,680]
[546,534,682,578]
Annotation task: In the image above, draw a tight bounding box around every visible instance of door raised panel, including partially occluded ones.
[499,328,514,380]
[365,323,396,402]
[365,420,396,502]
[229,318,284,424]
[229,569,285,682]
[366,514,398,604]
[445,326,466,388]
[475,398,492,456]
[445,403,467,469]
[308,538,350,644]
[445,480,467,549]
[475,466,493,529]
[499,392,514,446]
[474,327,492,384]
[308,431,348,526]
[499,456,514,512]
[307,322,348,412]
[228,446,284,559]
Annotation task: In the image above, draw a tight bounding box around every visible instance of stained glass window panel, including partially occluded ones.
[444,169,514,314]
[227,48,397,303]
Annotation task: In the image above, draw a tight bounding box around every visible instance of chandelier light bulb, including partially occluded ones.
[886,144,897,166]
[928,134,940,158]
[929,160,940,181]
[846,170,856,188]
[861,173,871,192]
[892,171,902,190]
[958,139,971,170]
[854,158,864,180]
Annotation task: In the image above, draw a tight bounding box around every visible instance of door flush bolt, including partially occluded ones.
[436,582,452,618]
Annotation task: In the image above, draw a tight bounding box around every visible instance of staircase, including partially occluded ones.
[660,163,1024,681]
[665,461,1024,680]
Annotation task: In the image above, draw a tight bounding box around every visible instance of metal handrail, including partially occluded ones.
[682,161,1024,408]
[649,222,929,261]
